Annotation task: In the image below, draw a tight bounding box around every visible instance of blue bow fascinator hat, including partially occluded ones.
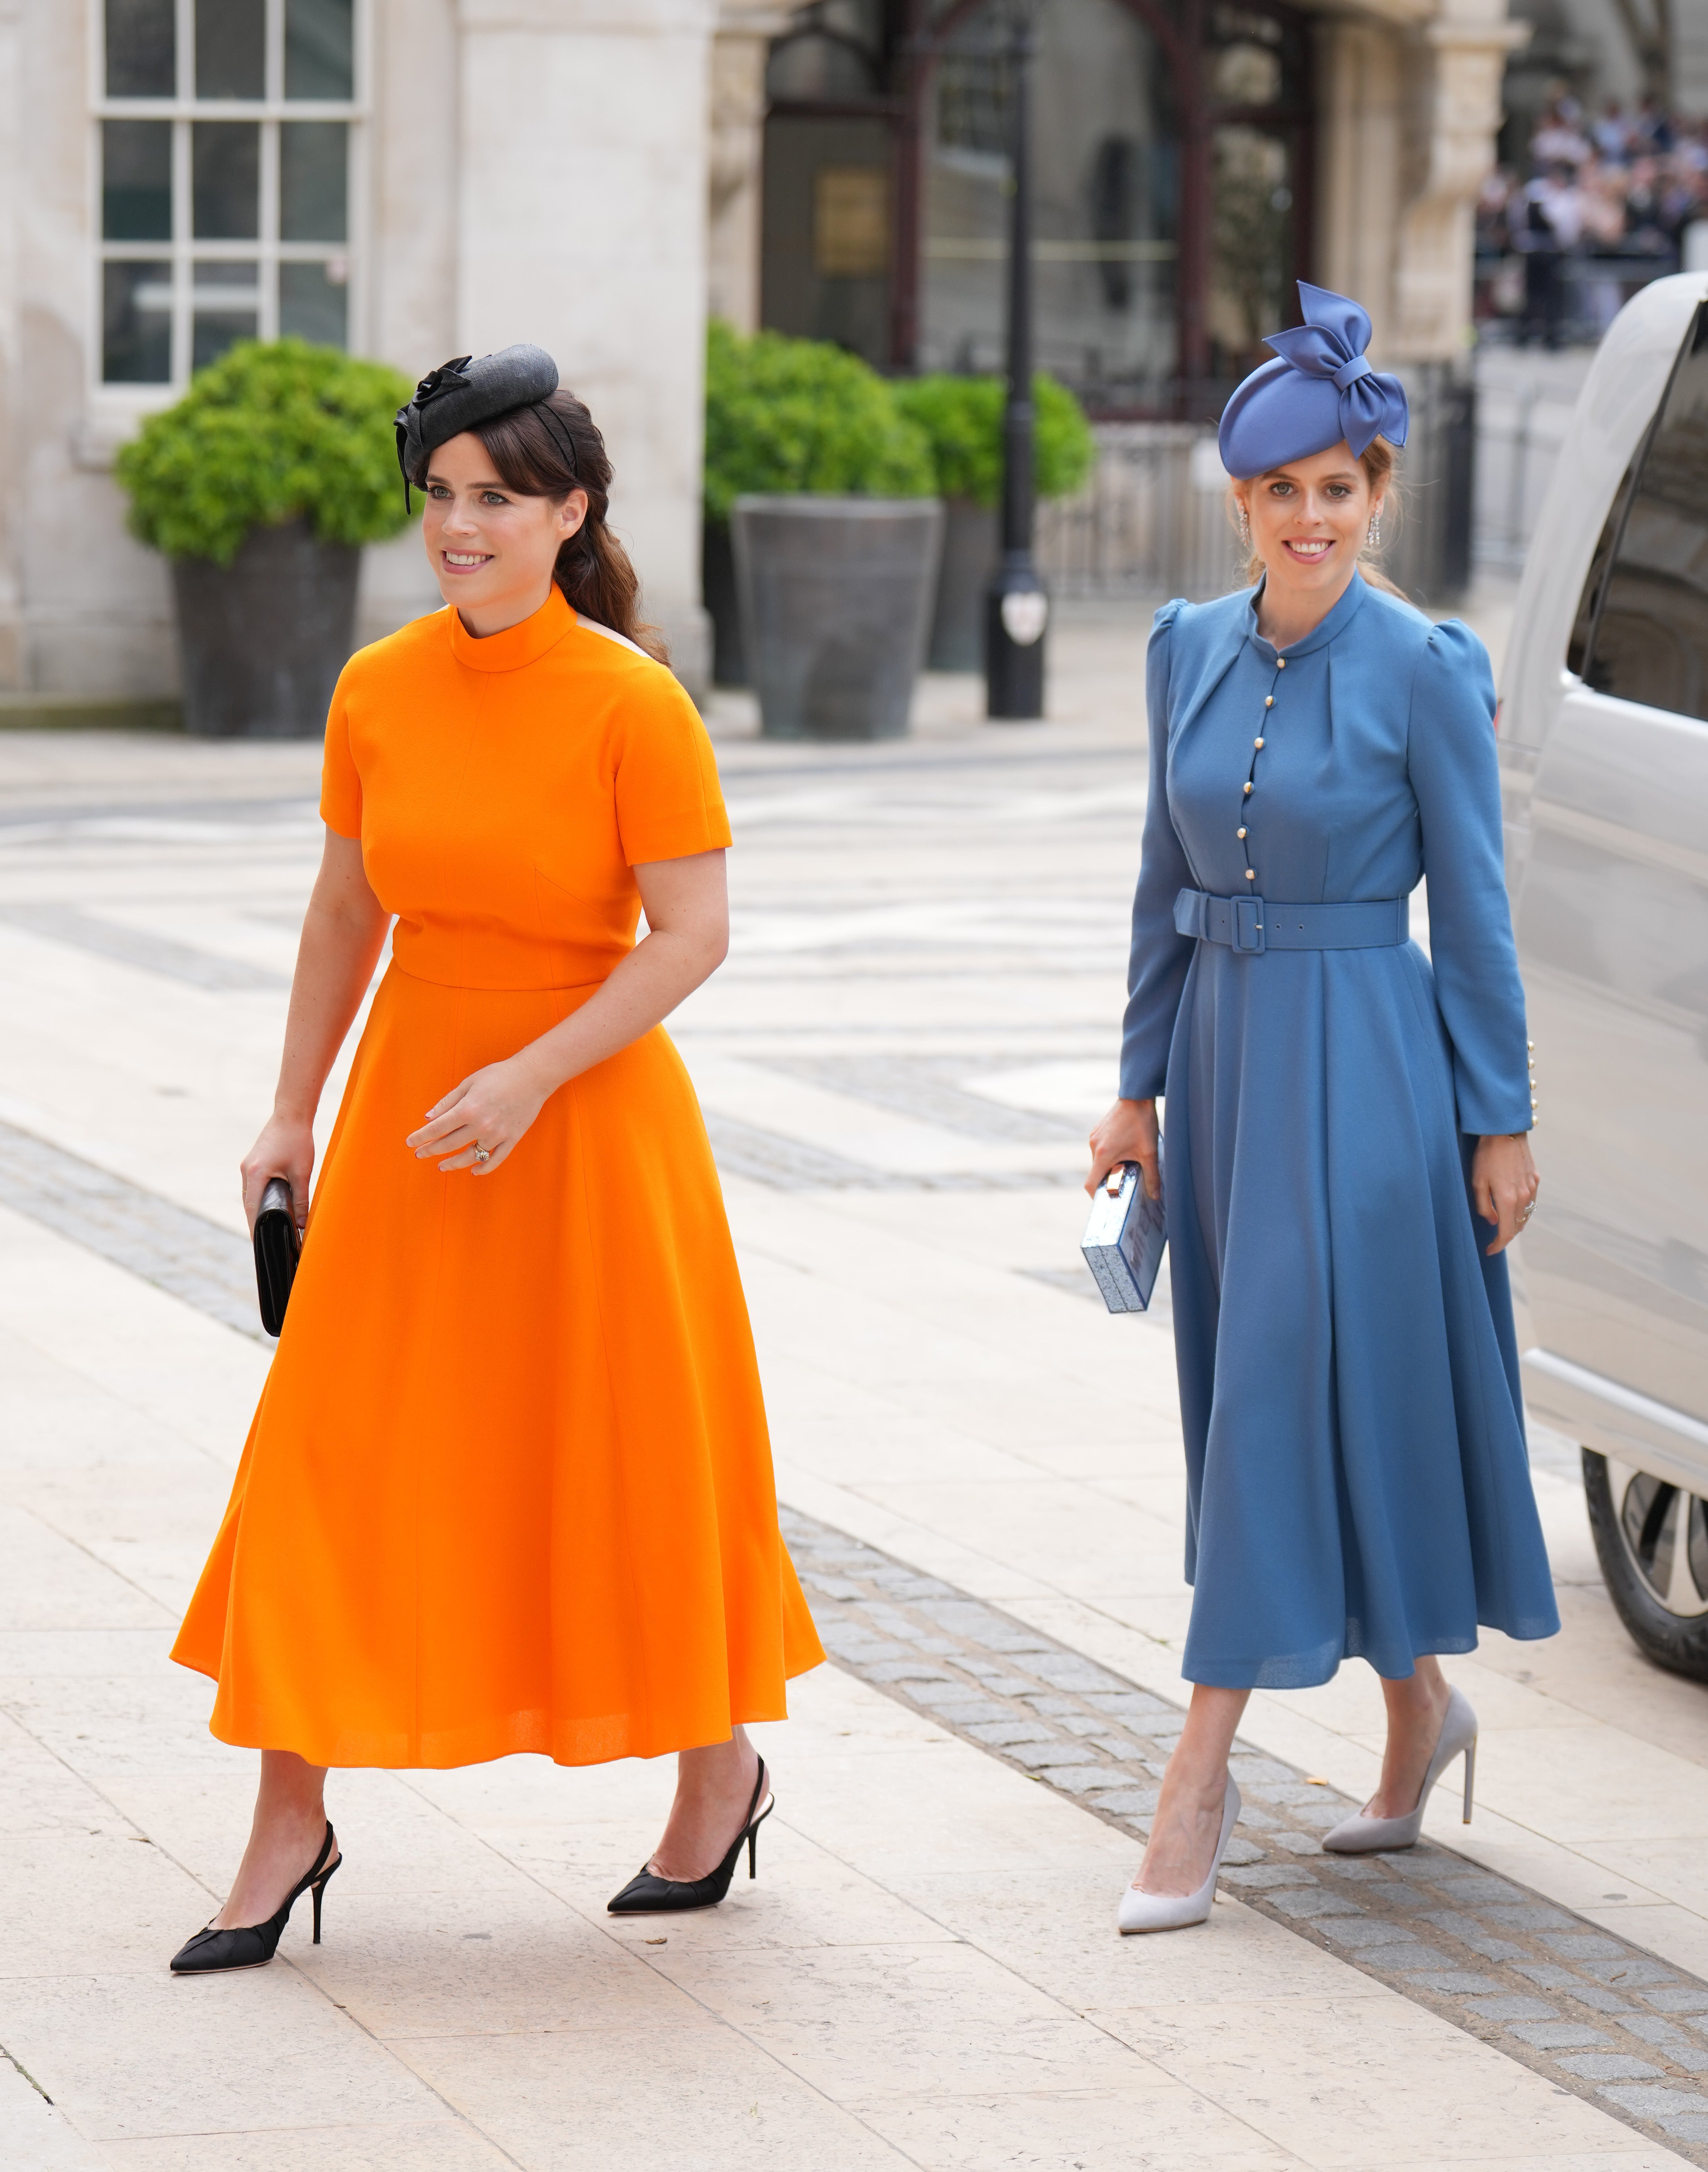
[1217,283,1409,478]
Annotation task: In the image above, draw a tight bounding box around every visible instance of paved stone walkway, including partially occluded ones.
[0,1119,256,1337]
[6,1089,1707,2161]
[3,601,1704,2168]
[783,1510,1708,2161]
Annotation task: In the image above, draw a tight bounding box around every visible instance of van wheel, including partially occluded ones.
[1583,1450,1708,1682]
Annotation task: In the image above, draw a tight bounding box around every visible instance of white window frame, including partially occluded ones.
[89,0,370,406]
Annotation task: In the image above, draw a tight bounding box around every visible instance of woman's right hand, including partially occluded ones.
[1088,1097,1161,1199]
[241,1112,316,1234]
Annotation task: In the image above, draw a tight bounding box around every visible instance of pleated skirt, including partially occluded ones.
[1165,938,1559,1689]
[172,963,824,1766]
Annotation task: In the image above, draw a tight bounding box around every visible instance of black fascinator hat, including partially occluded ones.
[394,343,576,508]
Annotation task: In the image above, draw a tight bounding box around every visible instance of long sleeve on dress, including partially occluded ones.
[1120,601,1201,1100]
[1406,619,1533,1137]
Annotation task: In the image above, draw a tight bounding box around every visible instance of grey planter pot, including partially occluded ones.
[701,517,747,687]
[928,497,998,671]
[172,517,360,737]
[731,495,943,740]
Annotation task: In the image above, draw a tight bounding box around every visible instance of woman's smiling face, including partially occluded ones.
[420,430,587,626]
[1234,443,1380,607]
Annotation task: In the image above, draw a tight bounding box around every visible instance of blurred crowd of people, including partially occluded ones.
[1476,92,1708,348]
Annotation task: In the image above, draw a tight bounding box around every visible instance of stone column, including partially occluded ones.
[1310,0,1522,599]
[1313,12,1407,361]
[1313,0,1524,366]
[358,0,461,647]
[454,0,718,694]
[0,0,22,688]
[709,3,788,333]
[1391,0,1528,363]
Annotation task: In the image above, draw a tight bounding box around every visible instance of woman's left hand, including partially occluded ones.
[1472,1131,1539,1256]
[407,1056,550,1175]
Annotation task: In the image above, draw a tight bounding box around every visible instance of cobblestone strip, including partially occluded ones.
[0,902,289,991]
[701,1110,1079,1192]
[762,1054,1085,1147]
[783,1506,1708,2165]
[6,1111,1703,2155]
[0,1120,262,1340]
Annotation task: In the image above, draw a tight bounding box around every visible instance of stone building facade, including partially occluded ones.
[734,0,1522,386]
[0,0,1521,722]
[0,0,718,717]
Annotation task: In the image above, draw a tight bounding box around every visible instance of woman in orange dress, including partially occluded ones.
[168,345,823,1974]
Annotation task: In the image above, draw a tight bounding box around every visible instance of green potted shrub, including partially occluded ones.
[116,340,415,737]
[704,322,941,739]
[893,373,1096,670]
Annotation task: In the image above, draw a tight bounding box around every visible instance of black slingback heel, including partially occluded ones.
[607,1759,773,1915]
[170,1821,341,1975]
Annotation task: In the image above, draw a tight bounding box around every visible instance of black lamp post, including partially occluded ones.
[984,0,1046,722]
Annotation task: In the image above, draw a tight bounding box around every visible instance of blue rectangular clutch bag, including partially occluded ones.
[1080,1144,1166,1315]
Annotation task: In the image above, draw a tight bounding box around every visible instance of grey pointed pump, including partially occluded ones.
[1118,1778,1242,1935]
[1321,1685,1477,1854]
[608,1758,773,1915]
[170,1821,341,1974]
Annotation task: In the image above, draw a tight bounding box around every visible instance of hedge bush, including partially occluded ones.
[704,322,936,520]
[893,372,1097,509]
[115,339,417,565]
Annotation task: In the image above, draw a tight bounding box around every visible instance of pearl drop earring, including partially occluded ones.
[1367,510,1382,549]
[1236,504,1251,548]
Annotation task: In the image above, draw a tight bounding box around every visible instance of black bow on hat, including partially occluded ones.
[411,356,473,407]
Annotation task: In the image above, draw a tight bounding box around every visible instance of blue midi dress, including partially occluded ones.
[1122,575,1559,1688]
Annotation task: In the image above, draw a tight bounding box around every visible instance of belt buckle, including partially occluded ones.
[1231,894,1266,954]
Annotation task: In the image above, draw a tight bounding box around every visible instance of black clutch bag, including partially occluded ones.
[253,1177,301,1338]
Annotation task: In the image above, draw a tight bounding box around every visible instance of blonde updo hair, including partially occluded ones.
[1229,437,1407,599]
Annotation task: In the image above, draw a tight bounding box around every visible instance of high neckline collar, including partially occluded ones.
[446,584,573,672]
[1244,569,1368,659]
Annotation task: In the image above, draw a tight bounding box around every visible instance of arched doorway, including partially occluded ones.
[758,0,1315,412]
[760,6,897,367]
[917,0,1177,396]
[1202,3,1315,387]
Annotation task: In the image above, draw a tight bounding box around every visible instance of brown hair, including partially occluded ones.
[1230,438,1408,600]
[454,390,668,663]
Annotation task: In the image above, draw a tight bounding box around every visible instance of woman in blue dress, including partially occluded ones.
[1091,286,1558,1935]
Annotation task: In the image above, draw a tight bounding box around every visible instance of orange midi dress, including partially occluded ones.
[171,585,824,1768]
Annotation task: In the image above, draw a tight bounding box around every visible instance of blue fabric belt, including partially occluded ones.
[1173,888,1409,956]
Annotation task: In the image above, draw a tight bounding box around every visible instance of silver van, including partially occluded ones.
[1500,269,1708,1677]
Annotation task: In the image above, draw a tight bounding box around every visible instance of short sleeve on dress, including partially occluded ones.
[612,669,733,865]
[319,673,362,839]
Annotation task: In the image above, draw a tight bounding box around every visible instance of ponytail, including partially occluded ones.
[549,509,664,657]
[465,390,669,663]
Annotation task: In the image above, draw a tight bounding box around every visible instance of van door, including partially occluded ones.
[1515,301,1708,1460]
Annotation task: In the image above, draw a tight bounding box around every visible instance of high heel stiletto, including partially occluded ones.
[608,1758,773,1915]
[1321,1684,1478,1854]
[1117,1778,1242,1935]
[169,1821,341,1974]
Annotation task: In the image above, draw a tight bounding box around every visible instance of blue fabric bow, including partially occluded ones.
[1261,286,1408,459]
